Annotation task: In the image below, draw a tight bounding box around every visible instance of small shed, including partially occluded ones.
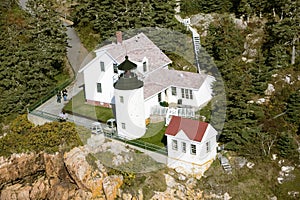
[165,116,218,175]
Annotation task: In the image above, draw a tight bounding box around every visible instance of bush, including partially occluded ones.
[0,116,83,157]
[159,101,169,107]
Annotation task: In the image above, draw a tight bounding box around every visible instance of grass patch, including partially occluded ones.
[166,52,197,73]
[276,167,300,199]
[105,149,167,199]
[196,101,212,122]
[76,125,92,145]
[133,122,167,147]
[63,90,114,122]
[75,26,100,51]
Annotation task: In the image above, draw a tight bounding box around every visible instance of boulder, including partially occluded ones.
[63,147,107,198]
[0,152,44,186]
[103,175,123,200]
[44,152,72,186]
[29,176,50,199]
[265,84,275,96]
[0,184,26,200]
[46,182,77,200]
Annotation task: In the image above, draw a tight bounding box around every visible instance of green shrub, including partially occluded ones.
[159,101,169,107]
[0,116,83,157]
[10,114,34,134]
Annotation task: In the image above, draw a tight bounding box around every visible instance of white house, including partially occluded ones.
[78,31,215,123]
[165,116,218,175]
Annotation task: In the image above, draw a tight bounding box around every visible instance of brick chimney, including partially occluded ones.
[116,31,122,44]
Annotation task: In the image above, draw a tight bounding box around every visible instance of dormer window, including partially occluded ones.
[143,61,147,72]
[100,61,105,72]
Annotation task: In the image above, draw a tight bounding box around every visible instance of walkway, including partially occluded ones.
[34,20,95,128]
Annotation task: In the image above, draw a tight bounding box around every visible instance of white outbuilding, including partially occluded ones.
[165,116,218,175]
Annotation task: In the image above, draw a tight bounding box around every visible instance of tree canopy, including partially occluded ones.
[70,0,184,49]
[0,0,68,121]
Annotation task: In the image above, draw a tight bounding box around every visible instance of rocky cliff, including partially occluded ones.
[0,145,215,200]
[0,147,122,200]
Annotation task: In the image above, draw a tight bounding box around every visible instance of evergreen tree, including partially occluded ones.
[286,91,300,126]
[0,0,68,120]
[71,0,183,46]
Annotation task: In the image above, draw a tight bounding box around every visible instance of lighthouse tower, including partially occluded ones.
[114,56,146,139]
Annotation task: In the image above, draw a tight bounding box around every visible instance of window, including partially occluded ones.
[182,142,186,153]
[158,93,161,102]
[181,88,193,99]
[185,89,189,99]
[181,88,184,98]
[97,83,102,93]
[100,61,105,72]
[143,61,147,72]
[120,96,124,103]
[172,139,178,150]
[113,63,118,73]
[190,90,193,99]
[206,141,211,153]
[121,123,126,129]
[171,87,177,96]
[190,144,196,155]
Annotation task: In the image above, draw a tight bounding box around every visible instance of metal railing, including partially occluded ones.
[30,110,60,121]
[28,78,74,112]
[104,133,168,155]
[29,109,167,155]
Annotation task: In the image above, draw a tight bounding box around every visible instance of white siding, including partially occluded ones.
[115,88,146,139]
[194,76,214,107]
[83,53,116,104]
[178,88,198,107]
[144,94,160,119]
[166,124,217,168]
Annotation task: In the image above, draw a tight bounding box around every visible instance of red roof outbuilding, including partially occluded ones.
[165,116,209,142]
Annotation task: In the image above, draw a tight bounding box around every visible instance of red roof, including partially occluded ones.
[165,116,209,142]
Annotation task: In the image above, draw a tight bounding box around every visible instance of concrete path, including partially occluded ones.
[35,20,95,128]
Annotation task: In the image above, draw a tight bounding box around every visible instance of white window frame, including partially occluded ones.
[97,83,102,93]
[121,123,126,129]
[185,89,189,99]
[189,90,193,99]
[190,144,196,155]
[172,139,178,150]
[182,142,186,153]
[206,141,211,153]
[113,63,118,73]
[181,88,193,99]
[120,96,124,103]
[158,93,161,102]
[171,86,177,96]
[100,61,105,72]
[143,61,147,72]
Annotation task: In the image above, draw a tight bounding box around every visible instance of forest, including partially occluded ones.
[0,0,69,121]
